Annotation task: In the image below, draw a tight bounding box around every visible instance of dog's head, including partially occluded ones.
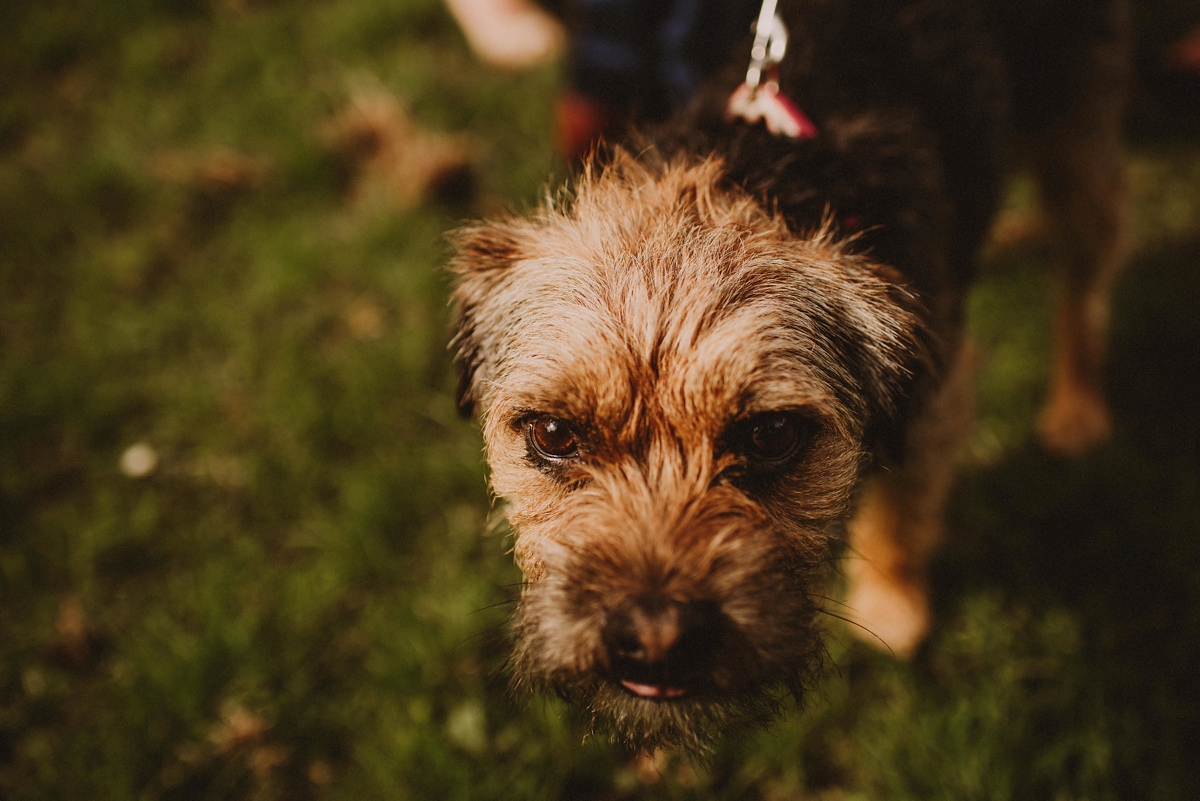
[449,151,927,751]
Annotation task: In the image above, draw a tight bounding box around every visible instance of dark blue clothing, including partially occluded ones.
[570,0,760,118]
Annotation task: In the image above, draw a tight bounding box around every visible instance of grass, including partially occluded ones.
[1,1,1198,798]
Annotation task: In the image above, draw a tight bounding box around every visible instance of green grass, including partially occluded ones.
[2,1,1198,798]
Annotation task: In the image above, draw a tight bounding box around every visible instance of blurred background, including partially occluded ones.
[1,1,1199,798]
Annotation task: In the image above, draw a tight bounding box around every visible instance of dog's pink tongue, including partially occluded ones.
[620,680,688,699]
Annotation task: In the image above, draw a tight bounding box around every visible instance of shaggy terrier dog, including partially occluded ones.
[449,0,1129,751]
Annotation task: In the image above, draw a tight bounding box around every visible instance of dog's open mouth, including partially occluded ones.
[609,657,711,700]
[619,679,691,699]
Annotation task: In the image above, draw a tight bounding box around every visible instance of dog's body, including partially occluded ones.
[450,0,1129,751]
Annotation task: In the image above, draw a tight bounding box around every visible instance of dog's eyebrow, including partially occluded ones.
[503,398,592,425]
[731,380,836,417]
[735,393,826,416]
[499,386,629,434]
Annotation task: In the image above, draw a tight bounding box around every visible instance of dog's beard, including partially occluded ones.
[558,675,798,754]
[510,548,827,753]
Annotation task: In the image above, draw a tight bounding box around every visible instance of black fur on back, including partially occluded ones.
[642,0,1125,345]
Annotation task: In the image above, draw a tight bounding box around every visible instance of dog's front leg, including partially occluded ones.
[844,339,977,657]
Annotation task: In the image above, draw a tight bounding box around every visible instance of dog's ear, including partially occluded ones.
[447,222,525,417]
[856,266,938,466]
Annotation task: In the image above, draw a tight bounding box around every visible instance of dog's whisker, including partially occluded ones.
[814,608,897,659]
[806,592,853,610]
[467,599,521,615]
[454,608,520,651]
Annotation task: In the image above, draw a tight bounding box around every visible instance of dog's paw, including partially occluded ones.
[1038,381,1112,456]
[844,567,930,659]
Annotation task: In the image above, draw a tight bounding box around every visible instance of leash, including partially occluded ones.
[725,0,818,139]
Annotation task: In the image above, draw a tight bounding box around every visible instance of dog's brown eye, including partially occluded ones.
[743,413,806,463]
[528,416,580,459]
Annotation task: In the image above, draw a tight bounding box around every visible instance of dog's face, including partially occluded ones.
[450,153,926,751]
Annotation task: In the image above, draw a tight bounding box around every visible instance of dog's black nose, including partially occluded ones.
[603,597,722,697]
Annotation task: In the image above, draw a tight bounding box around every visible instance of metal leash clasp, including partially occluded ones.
[726,0,818,140]
[745,0,788,91]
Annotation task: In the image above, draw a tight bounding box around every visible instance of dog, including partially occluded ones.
[448,0,1130,752]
